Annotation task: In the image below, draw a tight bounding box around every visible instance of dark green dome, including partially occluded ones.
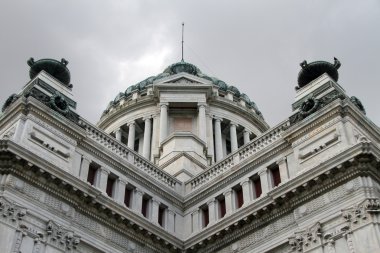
[227,85,240,96]
[297,58,341,89]
[27,58,72,87]
[163,61,201,75]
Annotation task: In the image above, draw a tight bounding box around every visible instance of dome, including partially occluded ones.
[227,85,241,96]
[163,61,201,76]
[27,58,72,87]
[297,58,341,89]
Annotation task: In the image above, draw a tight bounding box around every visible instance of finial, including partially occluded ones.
[181,22,184,62]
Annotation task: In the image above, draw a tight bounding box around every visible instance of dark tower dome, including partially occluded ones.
[27,58,72,88]
[297,57,341,89]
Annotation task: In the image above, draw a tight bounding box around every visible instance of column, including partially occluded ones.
[132,188,143,213]
[198,103,207,143]
[243,129,250,145]
[191,209,200,233]
[79,156,90,181]
[241,178,252,206]
[207,199,217,225]
[167,209,175,233]
[207,115,215,163]
[230,122,238,152]
[277,157,289,183]
[114,179,127,204]
[142,117,152,159]
[115,128,122,142]
[127,121,136,150]
[258,168,270,194]
[151,115,159,162]
[159,103,169,144]
[223,189,233,215]
[97,167,110,193]
[214,117,223,161]
[151,199,160,224]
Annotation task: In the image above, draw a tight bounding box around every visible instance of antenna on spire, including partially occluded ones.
[181,22,184,62]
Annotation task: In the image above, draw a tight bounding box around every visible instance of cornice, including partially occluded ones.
[0,141,183,252]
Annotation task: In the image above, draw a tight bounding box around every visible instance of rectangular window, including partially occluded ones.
[253,177,262,198]
[124,187,132,208]
[235,187,244,208]
[87,163,99,186]
[218,198,226,219]
[202,207,209,228]
[106,176,116,197]
[142,196,151,218]
[270,164,281,187]
[158,206,166,227]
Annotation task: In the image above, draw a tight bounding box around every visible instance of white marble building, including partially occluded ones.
[0,57,379,253]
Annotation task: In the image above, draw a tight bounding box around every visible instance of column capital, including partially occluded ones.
[197,102,207,108]
[191,208,200,215]
[82,155,91,162]
[230,121,239,127]
[223,189,232,196]
[207,198,216,206]
[243,128,251,134]
[152,198,161,205]
[127,121,136,127]
[159,102,169,107]
[135,188,144,195]
[213,116,223,122]
[99,166,110,174]
[167,209,175,215]
[258,168,268,176]
[117,178,128,185]
[276,157,287,165]
[240,178,251,185]
[143,116,152,121]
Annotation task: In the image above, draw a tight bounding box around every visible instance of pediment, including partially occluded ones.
[155,72,212,85]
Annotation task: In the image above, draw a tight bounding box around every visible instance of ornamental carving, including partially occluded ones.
[45,220,81,251]
[342,198,380,227]
[0,196,26,224]
[288,222,322,252]
[49,92,70,116]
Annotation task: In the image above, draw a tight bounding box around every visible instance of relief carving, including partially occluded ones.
[0,196,26,224]
[288,222,322,252]
[45,220,80,251]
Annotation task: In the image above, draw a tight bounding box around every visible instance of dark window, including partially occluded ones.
[253,177,262,198]
[158,206,165,227]
[124,188,132,208]
[270,164,281,187]
[142,197,150,218]
[134,139,139,152]
[87,163,98,185]
[235,187,244,208]
[226,139,231,154]
[218,198,226,219]
[106,177,116,197]
[202,207,209,228]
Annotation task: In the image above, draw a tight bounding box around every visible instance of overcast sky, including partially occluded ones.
[0,0,379,128]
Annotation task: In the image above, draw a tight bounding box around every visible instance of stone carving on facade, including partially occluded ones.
[289,91,345,125]
[342,198,380,227]
[350,96,366,114]
[288,222,322,252]
[45,220,80,251]
[1,93,19,112]
[0,196,26,224]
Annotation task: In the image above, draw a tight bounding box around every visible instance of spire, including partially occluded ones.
[181,22,184,62]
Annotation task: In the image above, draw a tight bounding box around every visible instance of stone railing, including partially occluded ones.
[79,120,180,190]
[186,120,289,192]
[239,120,289,161]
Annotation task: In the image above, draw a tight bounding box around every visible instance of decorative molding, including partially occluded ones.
[288,222,322,252]
[45,220,80,251]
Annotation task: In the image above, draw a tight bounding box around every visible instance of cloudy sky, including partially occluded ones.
[0,0,379,127]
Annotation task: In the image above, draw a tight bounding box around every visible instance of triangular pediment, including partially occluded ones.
[154,72,212,85]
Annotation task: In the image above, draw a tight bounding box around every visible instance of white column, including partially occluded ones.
[191,209,200,233]
[142,117,152,159]
[132,189,143,213]
[115,128,122,142]
[259,168,270,194]
[243,129,250,145]
[79,156,90,181]
[159,103,169,144]
[151,115,159,162]
[167,209,175,233]
[151,199,160,224]
[223,189,233,215]
[97,167,109,193]
[207,199,217,225]
[127,121,136,150]
[241,178,252,206]
[214,117,223,161]
[277,157,289,183]
[198,103,207,143]
[114,179,126,204]
[230,122,238,152]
